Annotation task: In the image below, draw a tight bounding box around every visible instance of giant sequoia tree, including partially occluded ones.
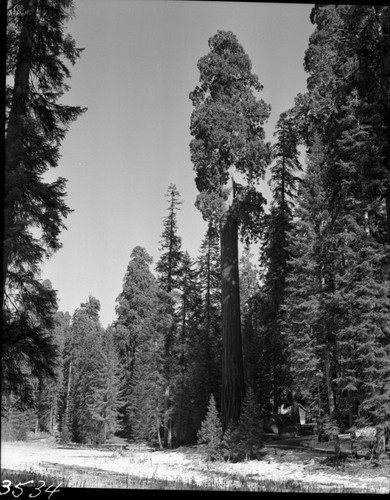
[190,31,271,428]
[3,0,85,407]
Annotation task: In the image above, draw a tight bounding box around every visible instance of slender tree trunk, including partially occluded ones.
[64,360,72,439]
[220,208,245,430]
[273,350,279,413]
[157,414,163,450]
[374,425,386,459]
[291,387,299,424]
[347,389,354,430]
[386,194,390,244]
[163,385,172,448]
[350,428,358,458]
[324,347,335,416]
[324,345,341,456]
[49,405,53,435]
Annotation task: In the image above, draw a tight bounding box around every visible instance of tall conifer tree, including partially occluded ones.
[3,0,86,406]
[156,184,183,447]
[115,247,166,439]
[190,30,271,428]
[287,4,390,454]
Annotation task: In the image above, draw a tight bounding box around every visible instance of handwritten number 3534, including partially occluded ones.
[0,480,61,499]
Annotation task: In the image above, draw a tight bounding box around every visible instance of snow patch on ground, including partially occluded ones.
[1,441,389,493]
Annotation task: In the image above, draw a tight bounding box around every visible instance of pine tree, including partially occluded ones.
[3,0,86,407]
[191,223,222,433]
[155,184,183,447]
[220,388,265,462]
[66,296,114,444]
[190,30,271,428]
[282,136,336,436]
[258,110,302,414]
[173,251,200,445]
[114,246,163,438]
[36,309,71,438]
[96,325,122,442]
[115,247,171,446]
[127,311,166,448]
[197,394,223,461]
[156,184,183,293]
[239,246,258,316]
[291,5,390,456]
[239,247,262,404]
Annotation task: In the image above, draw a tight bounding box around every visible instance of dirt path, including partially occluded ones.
[1,440,389,493]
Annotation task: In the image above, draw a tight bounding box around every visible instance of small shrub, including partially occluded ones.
[59,426,71,444]
[222,388,266,462]
[197,394,223,461]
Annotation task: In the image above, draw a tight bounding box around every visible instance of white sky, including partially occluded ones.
[40,1,315,328]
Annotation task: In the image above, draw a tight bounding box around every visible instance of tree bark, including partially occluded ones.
[374,425,386,459]
[220,208,245,430]
[350,428,358,458]
[163,385,173,448]
[63,360,72,440]
[386,193,390,244]
[157,415,163,450]
[324,347,335,416]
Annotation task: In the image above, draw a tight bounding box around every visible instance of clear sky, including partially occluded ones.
[40,1,315,328]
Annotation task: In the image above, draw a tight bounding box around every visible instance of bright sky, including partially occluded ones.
[40,1,315,328]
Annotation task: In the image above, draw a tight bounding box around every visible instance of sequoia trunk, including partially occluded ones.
[220,208,245,430]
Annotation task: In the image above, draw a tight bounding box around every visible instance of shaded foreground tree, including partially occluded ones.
[3,0,86,408]
[189,30,271,428]
[285,4,390,457]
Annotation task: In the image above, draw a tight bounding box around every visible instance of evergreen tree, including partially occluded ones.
[190,30,271,428]
[289,5,390,455]
[1,393,37,441]
[3,0,86,407]
[65,296,116,444]
[239,246,258,317]
[282,137,330,427]
[221,387,265,462]
[191,223,222,433]
[127,302,167,448]
[36,309,71,438]
[173,251,200,445]
[96,325,122,442]
[197,394,223,461]
[239,247,262,405]
[156,183,183,293]
[115,247,171,446]
[155,184,183,447]
[114,246,159,436]
[258,110,302,414]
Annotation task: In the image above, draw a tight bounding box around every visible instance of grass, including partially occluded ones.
[0,466,384,493]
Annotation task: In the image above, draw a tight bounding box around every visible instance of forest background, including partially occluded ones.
[3,1,390,459]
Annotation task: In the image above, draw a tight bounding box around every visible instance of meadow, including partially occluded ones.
[1,438,389,494]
